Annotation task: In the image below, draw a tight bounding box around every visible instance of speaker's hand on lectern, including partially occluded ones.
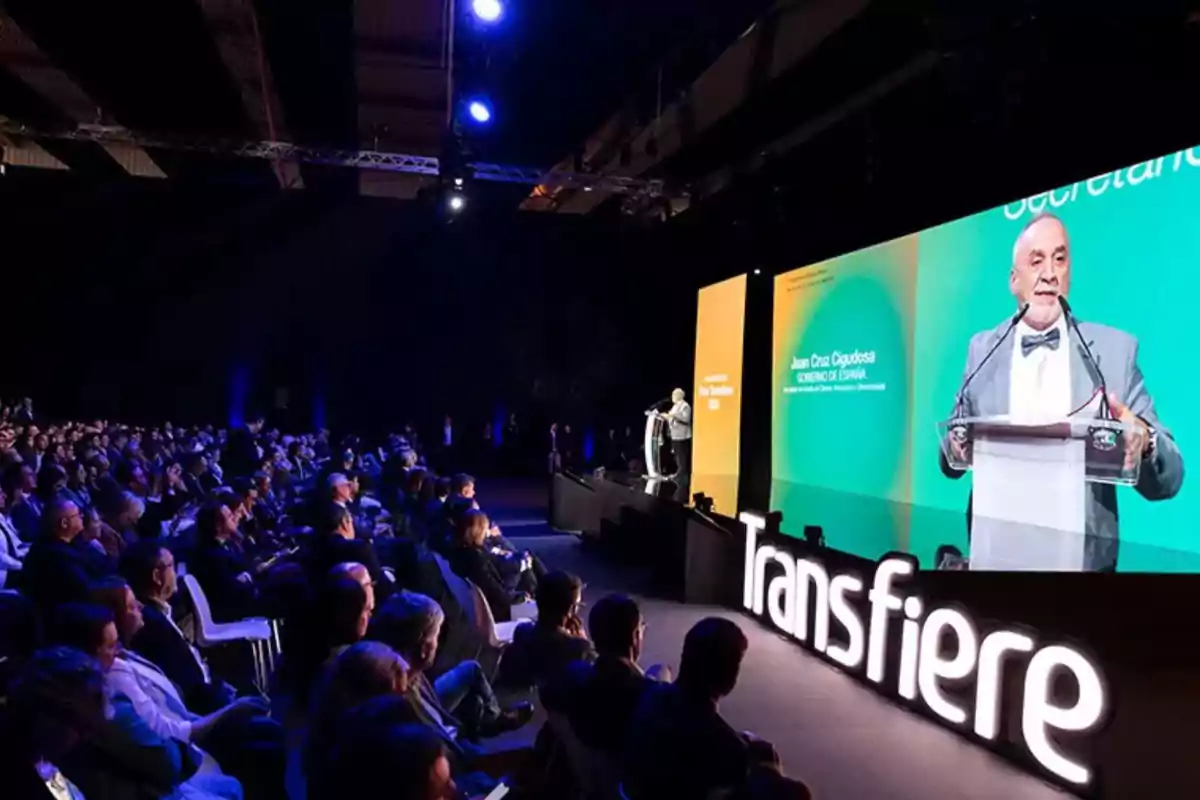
[1108,393,1148,472]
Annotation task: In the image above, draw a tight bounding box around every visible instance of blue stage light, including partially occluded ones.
[467,100,492,124]
[471,0,503,22]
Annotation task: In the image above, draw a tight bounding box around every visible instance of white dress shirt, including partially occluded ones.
[1008,316,1071,424]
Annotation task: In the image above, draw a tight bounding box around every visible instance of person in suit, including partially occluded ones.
[557,594,670,753]
[309,499,392,601]
[367,591,533,747]
[120,539,231,712]
[20,499,96,612]
[624,617,782,800]
[497,570,595,690]
[942,213,1185,571]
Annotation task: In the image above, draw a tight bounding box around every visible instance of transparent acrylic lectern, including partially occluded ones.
[938,415,1143,571]
[644,410,666,478]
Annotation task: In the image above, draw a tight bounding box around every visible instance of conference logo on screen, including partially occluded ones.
[784,349,884,394]
[739,512,1108,789]
[1003,146,1200,219]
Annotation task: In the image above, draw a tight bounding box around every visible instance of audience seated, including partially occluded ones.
[0,590,41,694]
[4,462,38,542]
[188,499,262,622]
[20,498,97,612]
[48,603,244,800]
[304,640,411,798]
[120,539,233,712]
[308,486,391,599]
[0,402,782,800]
[498,570,595,690]
[624,617,784,800]
[367,590,533,751]
[322,701,461,800]
[0,647,109,799]
[0,477,29,588]
[556,593,668,752]
[446,508,527,623]
[89,576,286,799]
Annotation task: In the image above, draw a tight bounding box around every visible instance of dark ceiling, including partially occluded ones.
[0,2,1197,262]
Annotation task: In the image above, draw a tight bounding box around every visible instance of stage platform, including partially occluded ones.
[516,533,1071,799]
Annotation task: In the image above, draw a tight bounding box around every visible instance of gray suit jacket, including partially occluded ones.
[941,317,1184,571]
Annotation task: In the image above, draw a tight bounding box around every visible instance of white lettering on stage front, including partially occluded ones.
[739,512,1107,788]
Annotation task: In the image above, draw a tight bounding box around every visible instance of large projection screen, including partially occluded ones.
[772,145,1200,572]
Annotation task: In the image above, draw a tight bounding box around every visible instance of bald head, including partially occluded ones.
[671,388,685,403]
[331,561,374,608]
[1009,212,1071,330]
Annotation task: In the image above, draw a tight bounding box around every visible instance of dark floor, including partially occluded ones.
[485,477,1074,800]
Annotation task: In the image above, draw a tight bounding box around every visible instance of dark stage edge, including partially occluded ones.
[515,534,1073,800]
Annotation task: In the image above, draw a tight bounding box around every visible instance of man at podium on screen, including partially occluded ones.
[939,212,1184,571]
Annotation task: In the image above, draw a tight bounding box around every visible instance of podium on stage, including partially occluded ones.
[644,410,667,478]
[938,415,1143,571]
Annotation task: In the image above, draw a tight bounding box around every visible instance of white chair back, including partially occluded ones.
[181,573,217,646]
[469,582,509,648]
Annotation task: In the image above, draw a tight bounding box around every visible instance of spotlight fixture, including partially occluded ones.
[467,99,493,124]
[471,0,503,23]
[447,193,467,213]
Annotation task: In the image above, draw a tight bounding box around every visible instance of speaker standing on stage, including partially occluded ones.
[664,388,692,481]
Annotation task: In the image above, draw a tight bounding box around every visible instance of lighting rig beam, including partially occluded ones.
[0,119,681,200]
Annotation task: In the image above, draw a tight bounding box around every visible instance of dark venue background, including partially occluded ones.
[0,175,693,433]
[1,4,1198,444]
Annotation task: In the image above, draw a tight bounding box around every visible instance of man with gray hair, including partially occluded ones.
[367,590,532,749]
[662,387,693,481]
[941,212,1183,571]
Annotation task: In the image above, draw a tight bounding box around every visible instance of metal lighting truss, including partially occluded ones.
[0,119,678,199]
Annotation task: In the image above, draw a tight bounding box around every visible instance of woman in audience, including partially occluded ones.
[446,508,527,622]
[48,603,243,800]
[189,499,261,622]
[498,570,595,689]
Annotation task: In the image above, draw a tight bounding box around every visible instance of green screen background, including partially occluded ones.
[772,147,1200,572]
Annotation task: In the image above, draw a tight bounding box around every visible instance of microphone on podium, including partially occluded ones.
[952,303,1030,418]
[1058,296,1113,420]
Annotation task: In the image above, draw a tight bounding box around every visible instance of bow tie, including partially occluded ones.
[1020,327,1061,357]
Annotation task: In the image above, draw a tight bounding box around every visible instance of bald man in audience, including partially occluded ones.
[331,561,374,609]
